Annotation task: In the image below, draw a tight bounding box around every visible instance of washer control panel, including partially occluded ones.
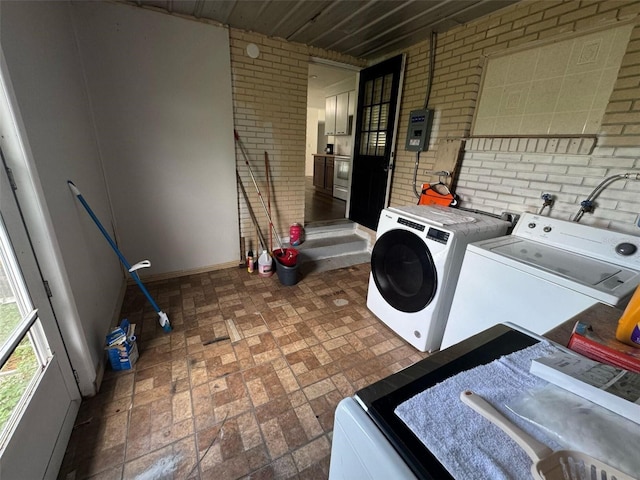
[513,213,640,269]
[397,217,426,232]
[427,228,450,244]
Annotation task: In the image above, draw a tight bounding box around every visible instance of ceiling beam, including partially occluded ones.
[307,1,379,46]
[285,1,342,42]
[344,0,472,57]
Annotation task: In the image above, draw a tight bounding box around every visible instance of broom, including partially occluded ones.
[68,181,171,333]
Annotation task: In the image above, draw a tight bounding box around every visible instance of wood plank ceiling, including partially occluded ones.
[132,0,520,61]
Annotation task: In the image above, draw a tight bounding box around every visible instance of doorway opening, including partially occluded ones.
[305,61,358,227]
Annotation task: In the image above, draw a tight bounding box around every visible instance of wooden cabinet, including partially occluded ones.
[325,91,354,136]
[313,155,334,194]
[313,156,325,189]
[326,157,334,192]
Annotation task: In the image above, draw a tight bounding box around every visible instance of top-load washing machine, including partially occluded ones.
[441,212,640,349]
[366,205,510,352]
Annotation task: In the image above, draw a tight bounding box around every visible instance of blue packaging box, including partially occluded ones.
[105,319,138,371]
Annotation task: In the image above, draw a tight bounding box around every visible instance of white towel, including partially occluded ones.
[394,342,563,480]
[394,205,477,225]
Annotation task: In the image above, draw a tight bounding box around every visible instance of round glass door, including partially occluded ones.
[371,229,437,313]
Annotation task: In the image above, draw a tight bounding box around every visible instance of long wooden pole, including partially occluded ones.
[265,151,273,252]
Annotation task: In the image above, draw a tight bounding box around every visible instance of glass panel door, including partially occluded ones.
[0,217,50,436]
[0,153,80,478]
[349,55,405,230]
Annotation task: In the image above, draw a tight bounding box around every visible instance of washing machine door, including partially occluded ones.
[371,229,438,313]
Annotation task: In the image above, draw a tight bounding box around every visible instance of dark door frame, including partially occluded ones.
[349,54,406,231]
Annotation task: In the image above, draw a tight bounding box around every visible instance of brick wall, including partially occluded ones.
[391,0,640,234]
[229,30,307,254]
[228,29,364,253]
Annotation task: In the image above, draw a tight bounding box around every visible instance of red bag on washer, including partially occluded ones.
[418,183,458,207]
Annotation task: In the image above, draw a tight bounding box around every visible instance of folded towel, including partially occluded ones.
[394,342,563,480]
[393,205,477,225]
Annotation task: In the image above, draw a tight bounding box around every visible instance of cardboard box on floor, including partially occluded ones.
[105,319,138,371]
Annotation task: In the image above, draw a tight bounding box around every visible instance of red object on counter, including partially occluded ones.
[568,320,640,374]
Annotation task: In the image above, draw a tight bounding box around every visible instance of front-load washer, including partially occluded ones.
[441,212,640,349]
[366,205,510,352]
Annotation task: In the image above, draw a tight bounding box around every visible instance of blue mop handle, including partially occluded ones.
[67,181,165,319]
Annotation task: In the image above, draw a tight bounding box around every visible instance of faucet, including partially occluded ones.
[572,172,640,222]
[538,193,554,215]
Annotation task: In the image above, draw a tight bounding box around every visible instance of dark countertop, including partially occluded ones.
[357,303,624,409]
[313,153,350,158]
[355,325,538,479]
[353,303,625,480]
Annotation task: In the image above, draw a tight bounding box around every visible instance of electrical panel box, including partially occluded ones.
[405,109,434,152]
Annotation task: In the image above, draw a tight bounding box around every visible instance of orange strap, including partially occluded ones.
[418,183,457,207]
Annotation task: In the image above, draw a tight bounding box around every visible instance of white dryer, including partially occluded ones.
[366,205,509,352]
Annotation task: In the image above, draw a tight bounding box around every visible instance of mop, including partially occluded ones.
[265,151,273,253]
[67,181,171,333]
[233,131,297,266]
[236,171,268,253]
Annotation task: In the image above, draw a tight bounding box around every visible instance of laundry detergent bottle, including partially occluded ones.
[616,283,640,347]
[258,249,273,278]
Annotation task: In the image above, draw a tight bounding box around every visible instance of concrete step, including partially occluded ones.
[299,251,371,276]
[298,219,356,240]
[276,221,367,261]
[295,233,367,262]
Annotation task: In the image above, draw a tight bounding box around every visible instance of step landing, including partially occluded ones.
[280,221,371,274]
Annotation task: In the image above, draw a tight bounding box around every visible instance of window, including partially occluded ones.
[359,73,393,155]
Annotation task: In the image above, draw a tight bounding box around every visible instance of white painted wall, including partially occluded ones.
[0,1,123,395]
[0,0,238,398]
[72,2,239,276]
[306,107,320,176]
[325,77,357,97]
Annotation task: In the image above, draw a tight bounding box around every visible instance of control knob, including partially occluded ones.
[615,242,637,256]
[528,223,536,229]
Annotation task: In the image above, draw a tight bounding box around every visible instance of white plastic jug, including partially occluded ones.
[258,250,273,277]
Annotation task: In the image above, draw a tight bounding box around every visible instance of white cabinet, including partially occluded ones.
[348,90,355,118]
[325,91,354,136]
[325,96,337,135]
[335,91,349,135]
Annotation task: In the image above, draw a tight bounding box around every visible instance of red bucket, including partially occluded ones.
[273,248,298,267]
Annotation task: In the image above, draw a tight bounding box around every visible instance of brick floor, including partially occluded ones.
[58,262,430,479]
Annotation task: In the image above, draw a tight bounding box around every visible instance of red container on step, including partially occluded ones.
[289,223,304,246]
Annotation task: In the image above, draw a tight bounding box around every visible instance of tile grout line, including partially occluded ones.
[235,330,275,478]
[235,303,326,476]
[239,309,306,476]
[185,349,202,480]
